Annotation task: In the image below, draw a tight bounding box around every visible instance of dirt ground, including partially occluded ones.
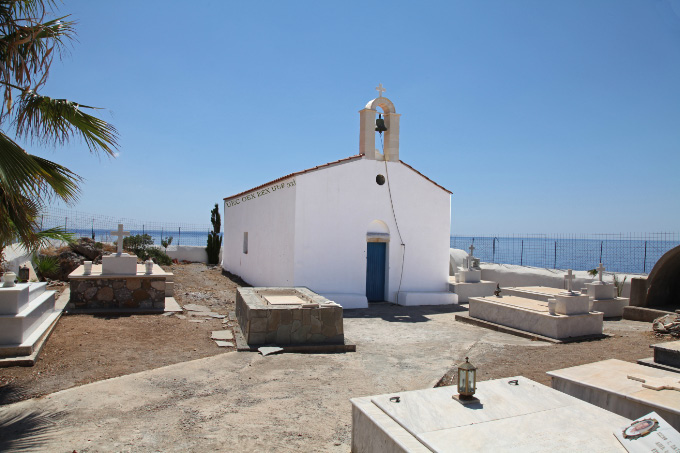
[438,317,678,388]
[0,263,246,404]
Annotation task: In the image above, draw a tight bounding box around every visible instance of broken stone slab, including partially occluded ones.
[175,314,187,320]
[187,311,220,317]
[183,303,211,312]
[211,330,234,341]
[258,346,283,356]
[207,313,226,319]
[189,320,205,323]
[162,312,173,317]
[215,341,234,347]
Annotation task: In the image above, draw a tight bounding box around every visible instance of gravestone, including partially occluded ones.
[449,244,495,303]
[68,223,173,314]
[583,263,629,317]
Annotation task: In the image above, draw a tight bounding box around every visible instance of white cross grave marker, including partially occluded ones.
[564,269,576,293]
[467,244,476,270]
[111,223,130,255]
[597,262,606,283]
[376,83,386,97]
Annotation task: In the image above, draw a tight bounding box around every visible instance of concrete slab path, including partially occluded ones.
[0,304,544,452]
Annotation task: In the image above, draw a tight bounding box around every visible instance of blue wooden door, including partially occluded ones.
[366,242,386,302]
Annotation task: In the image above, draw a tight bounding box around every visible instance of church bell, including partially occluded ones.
[375,114,387,134]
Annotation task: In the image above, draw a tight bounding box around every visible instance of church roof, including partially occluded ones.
[223,155,451,202]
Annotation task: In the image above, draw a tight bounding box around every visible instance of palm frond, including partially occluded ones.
[0,0,75,115]
[0,131,80,201]
[14,92,118,156]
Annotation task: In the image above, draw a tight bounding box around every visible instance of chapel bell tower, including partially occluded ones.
[359,83,401,162]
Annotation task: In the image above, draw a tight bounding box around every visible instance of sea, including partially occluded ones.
[451,235,678,275]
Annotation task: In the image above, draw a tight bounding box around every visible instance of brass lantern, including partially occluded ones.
[453,357,479,405]
[18,265,30,282]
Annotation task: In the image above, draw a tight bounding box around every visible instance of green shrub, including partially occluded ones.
[144,248,172,266]
[123,234,154,257]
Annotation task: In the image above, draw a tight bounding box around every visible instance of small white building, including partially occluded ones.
[222,88,455,309]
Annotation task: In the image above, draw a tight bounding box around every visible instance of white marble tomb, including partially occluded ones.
[467,269,604,340]
[548,359,680,431]
[0,281,61,357]
[351,376,631,452]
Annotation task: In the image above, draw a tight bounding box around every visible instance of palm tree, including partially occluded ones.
[0,1,118,263]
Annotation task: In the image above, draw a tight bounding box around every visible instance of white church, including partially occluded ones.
[222,85,456,309]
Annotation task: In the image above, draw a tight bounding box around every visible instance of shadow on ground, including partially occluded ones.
[0,385,68,452]
[344,303,468,323]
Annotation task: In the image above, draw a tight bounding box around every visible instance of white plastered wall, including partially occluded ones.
[222,179,297,286]
[293,157,452,308]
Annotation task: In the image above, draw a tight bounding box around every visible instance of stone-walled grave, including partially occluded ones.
[236,287,344,345]
[70,277,166,311]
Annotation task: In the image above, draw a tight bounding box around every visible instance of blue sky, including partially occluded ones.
[24,0,680,234]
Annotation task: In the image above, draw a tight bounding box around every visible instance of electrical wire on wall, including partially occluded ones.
[380,133,407,298]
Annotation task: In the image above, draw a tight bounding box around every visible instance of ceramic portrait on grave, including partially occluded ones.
[622,417,659,440]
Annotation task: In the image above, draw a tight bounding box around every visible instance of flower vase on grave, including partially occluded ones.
[2,272,16,287]
[83,261,93,275]
[145,259,154,274]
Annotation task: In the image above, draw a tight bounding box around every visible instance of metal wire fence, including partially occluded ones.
[38,207,214,247]
[451,233,679,274]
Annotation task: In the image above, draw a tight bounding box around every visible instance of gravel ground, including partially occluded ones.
[439,316,678,387]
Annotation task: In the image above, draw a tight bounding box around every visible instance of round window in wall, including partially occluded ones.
[376,174,386,185]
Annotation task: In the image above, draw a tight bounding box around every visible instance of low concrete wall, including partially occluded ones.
[165,245,208,263]
[163,246,223,264]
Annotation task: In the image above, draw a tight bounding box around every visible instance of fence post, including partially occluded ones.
[492,237,497,263]
[178,227,181,246]
[521,240,524,266]
[64,216,67,230]
[40,214,43,230]
[599,241,603,263]
[554,241,557,269]
[643,241,647,273]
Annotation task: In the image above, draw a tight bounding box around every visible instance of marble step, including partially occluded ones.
[0,290,56,344]
[0,282,48,315]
